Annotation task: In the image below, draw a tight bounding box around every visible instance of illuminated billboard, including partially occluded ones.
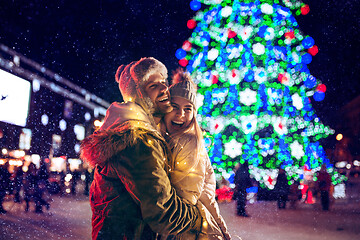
[0,69,31,127]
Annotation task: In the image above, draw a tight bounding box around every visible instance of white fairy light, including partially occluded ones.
[224,139,243,158]
[292,93,303,110]
[208,48,219,61]
[261,3,273,15]
[253,43,265,55]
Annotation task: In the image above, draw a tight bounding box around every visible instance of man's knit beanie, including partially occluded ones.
[115,57,168,102]
[169,69,197,108]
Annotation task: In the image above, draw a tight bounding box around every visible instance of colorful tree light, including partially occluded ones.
[301,4,310,15]
[179,58,189,67]
[308,45,319,56]
[182,40,192,51]
[190,0,201,11]
[316,84,327,92]
[176,0,343,189]
[187,19,197,29]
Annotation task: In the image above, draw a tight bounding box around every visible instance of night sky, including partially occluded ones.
[1,0,359,131]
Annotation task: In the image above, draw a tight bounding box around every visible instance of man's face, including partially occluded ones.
[144,73,172,116]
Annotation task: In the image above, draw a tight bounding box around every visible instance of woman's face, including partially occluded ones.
[164,96,194,134]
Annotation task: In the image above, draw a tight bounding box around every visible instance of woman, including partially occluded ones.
[161,69,231,240]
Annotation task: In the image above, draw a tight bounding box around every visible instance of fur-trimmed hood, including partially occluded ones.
[115,57,168,119]
[80,102,161,168]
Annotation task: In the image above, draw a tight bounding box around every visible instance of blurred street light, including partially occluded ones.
[94,119,103,128]
[336,133,343,141]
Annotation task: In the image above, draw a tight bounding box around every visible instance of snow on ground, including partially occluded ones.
[0,194,91,240]
[219,199,360,240]
[1,178,359,240]
[220,177,360,240]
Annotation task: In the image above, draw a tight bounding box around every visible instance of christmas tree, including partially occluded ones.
[175,0,343,189]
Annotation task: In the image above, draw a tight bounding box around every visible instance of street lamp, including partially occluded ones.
[94,119,103,128]
[336,133,343,141]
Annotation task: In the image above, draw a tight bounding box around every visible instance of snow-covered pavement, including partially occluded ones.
[1,179,359,240]
[0,194,92,240]
[221,199,360,240]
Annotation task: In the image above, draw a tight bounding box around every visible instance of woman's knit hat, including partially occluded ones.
[169,69,197,107]
[115,57,168,102]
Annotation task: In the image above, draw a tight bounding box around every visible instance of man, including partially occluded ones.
[80,57,204,239]
[0,162,10,214]
[274,168,290,209]
[316,164,332,211]
[234,161,252,217]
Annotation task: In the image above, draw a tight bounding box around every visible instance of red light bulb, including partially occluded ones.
[179,58,189,67]
[301,4,310,15]
[187,19,197,29]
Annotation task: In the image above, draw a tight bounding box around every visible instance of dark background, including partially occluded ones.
[0,0,359,132]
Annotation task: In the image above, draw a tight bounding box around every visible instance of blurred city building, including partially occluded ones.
[0,43,109,184]
[332,95,360,178]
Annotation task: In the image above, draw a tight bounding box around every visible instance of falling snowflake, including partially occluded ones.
[239,26,253,41]
[254,67,267,84]
[290,140,305,159]
[273,116,288,135]
[224,139,243,158]
[239,88,257,106]
[208,117,225,134]
[241,115,257,134]
[253,43,265,55]
[291,93,303,110]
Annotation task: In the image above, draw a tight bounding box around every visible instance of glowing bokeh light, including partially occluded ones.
[176,0,343,188]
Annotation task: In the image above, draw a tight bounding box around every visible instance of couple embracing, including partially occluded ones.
[81,57,231,240]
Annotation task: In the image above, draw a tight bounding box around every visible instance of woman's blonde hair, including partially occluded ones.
[167,69,207,162]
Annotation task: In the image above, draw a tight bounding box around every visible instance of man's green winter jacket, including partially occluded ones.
[81,102,202,239]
